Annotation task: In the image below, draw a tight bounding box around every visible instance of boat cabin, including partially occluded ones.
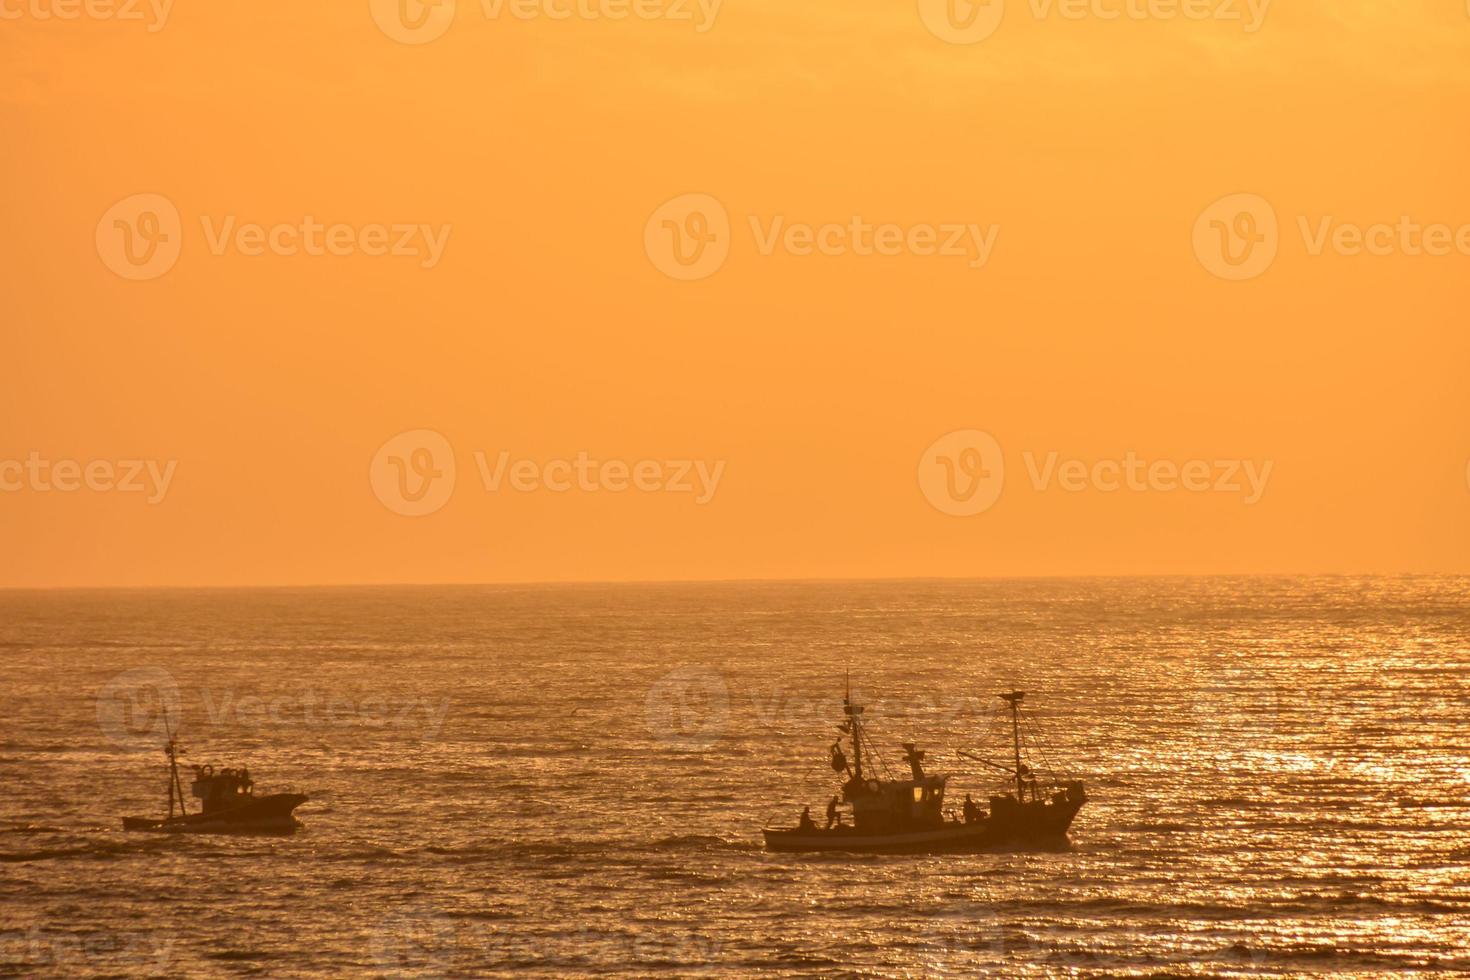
[840,741,949,832]
[191,765,254,814]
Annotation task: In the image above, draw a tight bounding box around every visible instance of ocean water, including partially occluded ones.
[2,577,1469,978]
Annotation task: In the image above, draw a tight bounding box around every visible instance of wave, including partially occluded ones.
[421,834,756,862]
[442,908,518,921]
[0,840,149,863]
[1398,798,1470,809]
[956,894,1470,920]
[205,950,275,962]
[423,841,585,861]
[647,834,744,851]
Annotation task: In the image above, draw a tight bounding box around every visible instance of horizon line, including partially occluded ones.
[1,570,1465,593]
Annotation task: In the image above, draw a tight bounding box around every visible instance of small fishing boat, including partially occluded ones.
[120,720,306,835]
[762,687,1085,854]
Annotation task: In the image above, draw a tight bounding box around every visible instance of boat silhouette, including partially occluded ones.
[762,686,1085,854]
[120,716,306,835]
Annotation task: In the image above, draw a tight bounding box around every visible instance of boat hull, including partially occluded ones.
[122,793,307,835]
[763,796,1083,854]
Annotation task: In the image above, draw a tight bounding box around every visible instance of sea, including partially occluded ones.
[2,577,1468,977]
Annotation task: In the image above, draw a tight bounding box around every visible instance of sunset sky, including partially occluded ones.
[3,1,1468,587]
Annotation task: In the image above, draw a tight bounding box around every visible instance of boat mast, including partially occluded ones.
[845,673,863,782]
[1001,691,1025,801]
[163,710,186,818]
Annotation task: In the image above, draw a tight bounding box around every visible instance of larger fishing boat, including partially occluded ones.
[120,720,307,835]
[762,687,1085,854]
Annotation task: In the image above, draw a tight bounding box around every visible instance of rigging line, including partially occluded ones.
[1024,705,1044,743]
[1029,708,1064,769]
[1018,714,1043,774]
[1020,721,1048,783]
[984,701,1005,747]
[1027,707,1062,773]
[865,725,895,781]
[1021,714,1062,783]
[763,757,828,825]
[968,701,999,754]
[858,702,892,780]
[976,702,1000,743]
[773,754,839,820]
[873,721,895,780]
[962,704,998,782]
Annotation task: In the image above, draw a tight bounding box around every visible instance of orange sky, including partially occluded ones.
[2,1,1468,588]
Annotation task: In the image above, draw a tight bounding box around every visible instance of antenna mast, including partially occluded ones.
[1001,691,1025,801]
[163,709,186,819]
